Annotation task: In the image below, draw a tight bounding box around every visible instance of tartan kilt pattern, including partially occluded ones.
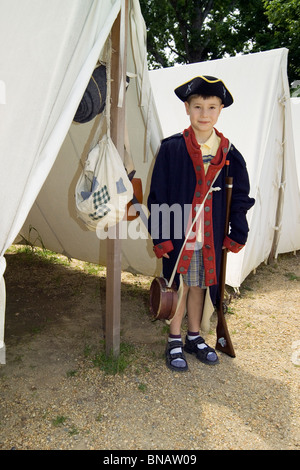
[182,249,206,288]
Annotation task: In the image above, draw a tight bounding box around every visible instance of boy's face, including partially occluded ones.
[184,95,224,140]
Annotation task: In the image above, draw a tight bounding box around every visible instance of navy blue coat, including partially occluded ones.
[147,126,255,306]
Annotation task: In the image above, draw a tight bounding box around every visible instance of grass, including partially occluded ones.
[284,272,300,281]
[6,244,104,279]
[68,425,79,436]
[66,369,78,377]
[138,382,147,392]
[92,340,136,375]
[6,244,70,267]
[52,415,67,427]
[51,415,79,436]
[5,243,162,375]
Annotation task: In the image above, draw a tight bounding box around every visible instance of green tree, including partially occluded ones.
[261,0,300,81]
[139,0,299,82]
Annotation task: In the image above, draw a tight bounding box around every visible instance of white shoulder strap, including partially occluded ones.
[168,169,221,287]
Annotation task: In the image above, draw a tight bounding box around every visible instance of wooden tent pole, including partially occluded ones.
[105,1,128,356]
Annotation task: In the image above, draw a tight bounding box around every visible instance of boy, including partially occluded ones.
[147,76,255,372]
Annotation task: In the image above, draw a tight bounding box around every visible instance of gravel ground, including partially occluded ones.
[0,247,299,450]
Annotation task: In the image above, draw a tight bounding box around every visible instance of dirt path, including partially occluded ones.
[0,246,299,450]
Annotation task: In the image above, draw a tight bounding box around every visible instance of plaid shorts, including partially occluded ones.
[182,249,206,288]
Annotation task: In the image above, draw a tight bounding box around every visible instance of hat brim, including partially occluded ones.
[74,64,107,123]
[174,75,233,108]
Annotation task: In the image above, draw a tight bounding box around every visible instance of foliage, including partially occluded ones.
[92,341,136,374]
[139,0,300,83]
[263,0,300,81]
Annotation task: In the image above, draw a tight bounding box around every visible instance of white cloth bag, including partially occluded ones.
[75,35,133,231]
[75,134,133,231]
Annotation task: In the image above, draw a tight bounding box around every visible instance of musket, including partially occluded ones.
[215,160,236,358]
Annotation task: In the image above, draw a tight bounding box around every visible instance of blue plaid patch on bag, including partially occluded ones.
[89,185,111,220]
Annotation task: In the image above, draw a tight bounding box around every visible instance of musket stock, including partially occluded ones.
[215,169,236,358]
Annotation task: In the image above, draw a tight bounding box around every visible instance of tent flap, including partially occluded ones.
[0,0,124,362]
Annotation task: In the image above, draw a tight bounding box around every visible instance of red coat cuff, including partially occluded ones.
[153,240,174,258]
[223,236,244,253]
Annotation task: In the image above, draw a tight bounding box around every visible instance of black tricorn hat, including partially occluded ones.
[174,75,233,107]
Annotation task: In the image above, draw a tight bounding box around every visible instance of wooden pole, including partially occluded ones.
[105,1,128,356]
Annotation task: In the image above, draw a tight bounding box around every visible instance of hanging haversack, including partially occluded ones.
[75,37,133,231]
[75,135,133,231]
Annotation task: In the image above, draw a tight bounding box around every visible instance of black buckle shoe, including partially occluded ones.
[184,336,219,365]
[165,340,188,372]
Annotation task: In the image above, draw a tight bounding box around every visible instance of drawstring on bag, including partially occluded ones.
[75,35,133,231]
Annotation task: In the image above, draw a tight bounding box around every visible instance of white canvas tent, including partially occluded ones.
[1,0,299,364]
[291,97,300,185]
[0,0,157,363]
[23,47,300,285]
[22,48,300,279]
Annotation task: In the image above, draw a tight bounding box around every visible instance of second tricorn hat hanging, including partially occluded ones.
[73,64,107,124]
